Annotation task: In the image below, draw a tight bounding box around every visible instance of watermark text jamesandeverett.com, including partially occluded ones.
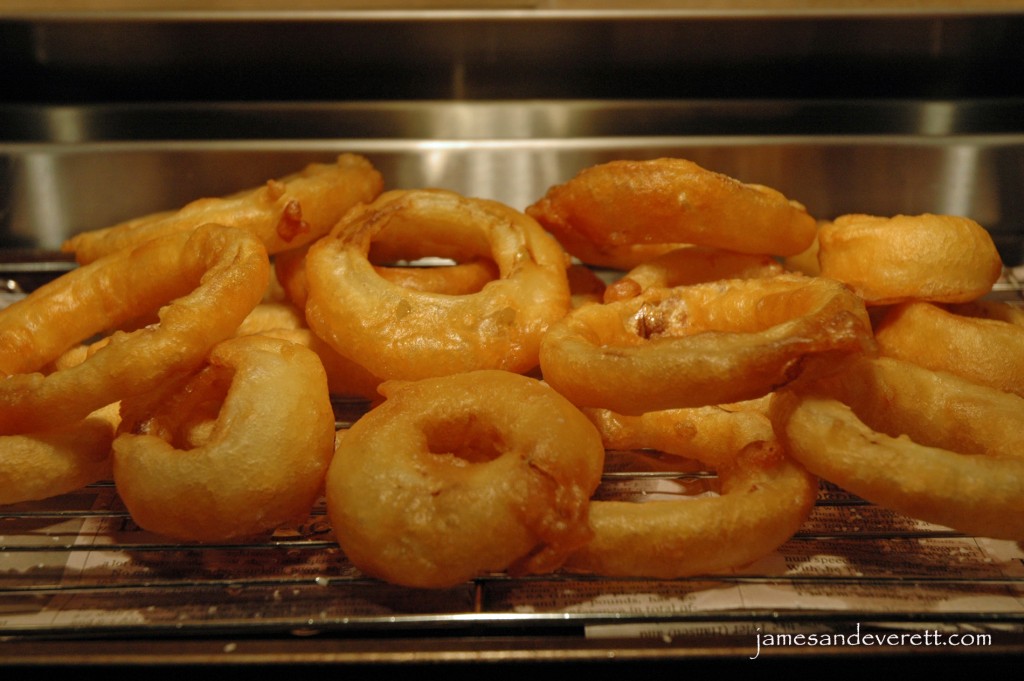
[750,623,992,659]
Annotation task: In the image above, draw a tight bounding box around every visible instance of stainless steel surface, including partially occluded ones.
[6,99,1024,143]
[3,100,1024,266]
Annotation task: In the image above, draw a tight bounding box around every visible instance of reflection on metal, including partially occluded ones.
[3,100,1024,143]
[2,102,1023,267]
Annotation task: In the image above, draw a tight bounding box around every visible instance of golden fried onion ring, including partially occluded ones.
[259,327,383,400]
[326,370,605,588]
[539,226,688,270]
[817,213,1003,305]
[540,273,874,415]
[63,154,383,264]
[526,158,817,257]
[564,439,817,579]
[234,301,307,338]
[782,221,826,276]
[113,335,336,542]
[0,403,119,506]
[0,224,269,435]
[234,302,384,400]
[305,189,572,381]
[566,263,607,308]
[874,300,1024,397]
[582,396,773,467]
[770,355,1024,540]
[603,245,784,303]
[0,342,122,505]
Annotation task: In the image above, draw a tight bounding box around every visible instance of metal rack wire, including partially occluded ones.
[2,386,1023,663]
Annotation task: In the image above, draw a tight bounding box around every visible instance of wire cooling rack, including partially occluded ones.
[2,407,1024,663]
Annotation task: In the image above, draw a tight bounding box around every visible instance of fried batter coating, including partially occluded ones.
[527,158,817,258]
[326,370,605,588]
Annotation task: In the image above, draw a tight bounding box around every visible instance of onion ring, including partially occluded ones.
[526,158,817,257]
[874,300,1024,397]
[564,439,817,578]
[272,244,314,308]
[541,225,688,270]
[566,263,607,308]
[62,154,383,264]
[0,402,119,506]
[113,335,336,542]
[325,370,605,588]
[256,327,383,400]
[0,224,269,435]
[1,342,121,505]
[603,245,784,303]
[582,396,773,467]
[539,273,875,415]
[782,221,825,276]
[769,354,1024,540]
[235,301,307,338]
[234,301,384,400]
[305,189,571,381]
[817,213,1003,305]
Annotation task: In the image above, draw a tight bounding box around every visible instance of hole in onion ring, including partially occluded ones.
[423,414,505,465]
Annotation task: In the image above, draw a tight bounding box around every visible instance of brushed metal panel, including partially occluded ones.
[2,119,1022,265]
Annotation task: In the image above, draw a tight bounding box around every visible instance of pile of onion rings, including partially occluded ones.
[0,157,382,538]
[2,151,1019,588]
